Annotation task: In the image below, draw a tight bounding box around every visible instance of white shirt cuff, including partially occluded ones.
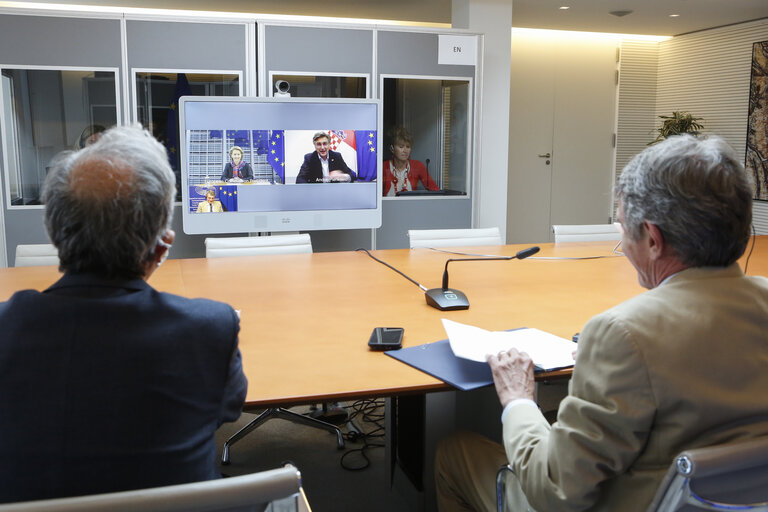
[501,398,538,423]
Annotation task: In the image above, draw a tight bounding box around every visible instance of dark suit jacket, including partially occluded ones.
[221,162,253,180]
[0,273,248,504]
[295,150,356,183]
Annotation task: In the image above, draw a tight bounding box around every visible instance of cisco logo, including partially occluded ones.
[281,217,292,224]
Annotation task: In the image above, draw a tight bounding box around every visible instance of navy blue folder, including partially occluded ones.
[385,338,494,391]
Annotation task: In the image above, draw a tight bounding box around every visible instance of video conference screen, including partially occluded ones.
[179,97,381,234]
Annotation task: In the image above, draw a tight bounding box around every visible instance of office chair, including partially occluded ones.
[647,436,768,511]
[408,227,502,249]
[204,234,313,258]
[551,224,621,243]
[14,244,59,267]
[496,464,535,512]
[0,463,307,512]
[209,232,345,464]
[496,437,768,512]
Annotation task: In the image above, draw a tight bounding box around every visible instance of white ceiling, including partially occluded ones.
[4,0,768,36]
[512,0,768,36]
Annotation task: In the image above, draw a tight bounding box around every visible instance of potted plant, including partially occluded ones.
[651,111,704,144]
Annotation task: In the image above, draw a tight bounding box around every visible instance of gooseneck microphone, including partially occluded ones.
[425,246,540,311]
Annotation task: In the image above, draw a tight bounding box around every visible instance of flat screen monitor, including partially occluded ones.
[179,96,381,234]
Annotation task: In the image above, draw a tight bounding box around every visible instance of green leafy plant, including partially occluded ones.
[651,111,704,144]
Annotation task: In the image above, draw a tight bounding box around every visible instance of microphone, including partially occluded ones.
[425,246,540,311]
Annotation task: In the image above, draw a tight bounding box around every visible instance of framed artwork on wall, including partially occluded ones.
[747,40,768,201]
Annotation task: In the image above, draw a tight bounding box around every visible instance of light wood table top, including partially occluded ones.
[3,237,766,407]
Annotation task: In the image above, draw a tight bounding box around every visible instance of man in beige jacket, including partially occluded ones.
[435,134,768,512]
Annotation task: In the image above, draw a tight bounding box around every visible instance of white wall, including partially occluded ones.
[655,18,768,234]
[453,0,512,239]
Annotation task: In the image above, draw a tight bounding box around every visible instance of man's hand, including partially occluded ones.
[329,170,351,182]
[487,348,536,407]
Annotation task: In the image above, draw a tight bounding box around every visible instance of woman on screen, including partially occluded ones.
[221,146,253,181]
[382,126,439,196]
[196,189,224,213]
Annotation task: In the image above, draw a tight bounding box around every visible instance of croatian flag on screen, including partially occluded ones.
[328,130,377,182]
[329,130,356,163]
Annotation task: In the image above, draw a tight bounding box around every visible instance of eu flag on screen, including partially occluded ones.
[165,73,191,177]
[218,185,238,212]
[269,130,285,183]
[226,130,250,149]
[209,130,223,139]
[356,130,377,181]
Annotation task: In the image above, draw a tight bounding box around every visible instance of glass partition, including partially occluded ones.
[1,68,118,206]
[270,73,367,99]
[135,71,240,200]
[381,77,471,197]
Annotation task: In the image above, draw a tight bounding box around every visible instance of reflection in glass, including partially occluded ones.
[382,78,470,196]
[1,69,117,206]
[135,72,239,201]
[271,74,367,98]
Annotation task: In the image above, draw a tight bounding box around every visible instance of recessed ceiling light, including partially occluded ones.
[609,10,634,17]
[559,6,570,10]
[669,14,680,17]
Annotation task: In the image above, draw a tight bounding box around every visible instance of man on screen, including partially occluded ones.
[196,188,224,213]
[295,131,357,183]
[0,125,247,503]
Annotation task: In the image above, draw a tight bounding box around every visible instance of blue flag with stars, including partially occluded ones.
[356,130,377,181]
[165,73,191,194]
[226,130,250,149]
[268,130,285,183]
[217,185,238,212]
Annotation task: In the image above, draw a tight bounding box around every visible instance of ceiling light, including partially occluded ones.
[609,10,633,17]
[669,14,680,17]
[559,6,570,10]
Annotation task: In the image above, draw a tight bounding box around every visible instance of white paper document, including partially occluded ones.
[441,319,576,371]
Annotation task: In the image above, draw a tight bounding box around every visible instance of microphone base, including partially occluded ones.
[425,288,470,311]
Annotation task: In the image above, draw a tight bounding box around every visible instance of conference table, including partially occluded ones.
[3,237,766,408]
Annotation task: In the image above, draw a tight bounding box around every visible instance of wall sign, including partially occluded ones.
[438,35,477,66]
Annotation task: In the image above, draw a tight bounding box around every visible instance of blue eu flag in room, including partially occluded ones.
[356,130,377,182]
[165,73,191,179]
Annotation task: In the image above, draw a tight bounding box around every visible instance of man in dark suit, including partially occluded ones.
[0,125,248,504]
[295,131,357,183]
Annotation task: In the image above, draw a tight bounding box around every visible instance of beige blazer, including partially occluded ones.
[196,200,223,213]
[503,264,768,512]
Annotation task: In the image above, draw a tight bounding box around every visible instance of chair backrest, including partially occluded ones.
[205,234,313,258]
[14,244,60,267]
[408,227,502,249]
[648,436,768,511]
[0,464,304,512]
[551,224,621,243]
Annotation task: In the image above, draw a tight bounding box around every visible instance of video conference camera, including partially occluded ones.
[274,80,291,98]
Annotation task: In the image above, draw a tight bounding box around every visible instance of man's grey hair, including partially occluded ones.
[42,124,176,279]
[616,134,752,267]
[312,131,330,143]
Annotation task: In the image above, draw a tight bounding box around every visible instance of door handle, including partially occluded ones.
[537,153,551,158]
